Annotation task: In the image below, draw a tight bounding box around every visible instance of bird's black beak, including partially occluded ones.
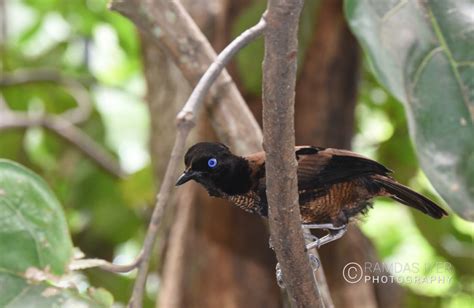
[175,170,195,186]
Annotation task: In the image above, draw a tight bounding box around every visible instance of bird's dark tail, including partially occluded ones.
[372,175,448,219]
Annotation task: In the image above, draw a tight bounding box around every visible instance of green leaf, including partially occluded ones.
[0,159,73,275]
[0,159,114,307]
[345,0,474,220]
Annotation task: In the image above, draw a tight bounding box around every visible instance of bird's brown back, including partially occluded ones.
[239,146,445,225]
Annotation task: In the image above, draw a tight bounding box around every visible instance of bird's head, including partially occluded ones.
[176,142,252,196]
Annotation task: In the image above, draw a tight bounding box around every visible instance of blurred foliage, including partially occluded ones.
[1,0,153,306]
[345,0,474,221]
[232,0,320,96]
[355,66,474,307]
[1,0,473,308]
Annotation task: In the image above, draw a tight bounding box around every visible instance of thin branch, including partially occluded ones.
[0,109,124,178]
[305,230,335,308]
[0,68,122,176]
[126,16,267,308]
[0,69,93,124]
[128,126,189,308]
[69,251,144,273]
[177,16,267,120]
[262,0,323,307]
[109,0,262,153]
[157,183,197,307]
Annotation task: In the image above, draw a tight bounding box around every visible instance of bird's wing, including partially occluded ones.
[244,146,391,195]
[295,146,392,190]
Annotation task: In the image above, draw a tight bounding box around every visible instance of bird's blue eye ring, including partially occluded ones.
[208,158,217,168]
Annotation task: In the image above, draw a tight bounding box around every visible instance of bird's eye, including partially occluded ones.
[207,158,218,168]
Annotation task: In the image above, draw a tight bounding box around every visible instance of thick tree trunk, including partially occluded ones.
[294,1,404,307]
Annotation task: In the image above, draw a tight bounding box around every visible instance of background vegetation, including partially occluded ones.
[0,0,472,307]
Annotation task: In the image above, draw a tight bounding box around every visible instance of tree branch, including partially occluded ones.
[126,16,267,308]
[0,108,124,178]
[262,0,323,307]
[0,69,93,124]
[305,232,334,308]
[177,16,266,121]
[109,0,262,153]
[69,251,144,273]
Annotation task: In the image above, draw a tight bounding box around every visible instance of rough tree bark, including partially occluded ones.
[294,1,404,307]
[263,0,323,307]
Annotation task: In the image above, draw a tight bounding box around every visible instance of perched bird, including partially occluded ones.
[176,142,447,248]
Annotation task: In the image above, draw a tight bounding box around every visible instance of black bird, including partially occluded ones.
[176,142,447,248]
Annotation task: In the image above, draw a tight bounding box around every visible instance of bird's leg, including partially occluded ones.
[302,223,346,230]
[303,224,347,250]
[302,230,322,273]
[302,223,347,250]
[273,224,347,288]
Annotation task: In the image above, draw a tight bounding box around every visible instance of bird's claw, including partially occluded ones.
[275,262,285,289]
[305,237,321,251]
[303,223,348,250]
[273,224,347,287]
[309,254,320,271]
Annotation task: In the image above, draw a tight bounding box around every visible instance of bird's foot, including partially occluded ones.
[304,234,320,251]
[273,224,347,288]
[275,262,285,289]
[302,223,348,250]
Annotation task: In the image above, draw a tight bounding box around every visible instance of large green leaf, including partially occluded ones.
[0,159,113,306]
[0,159,73,274]
[345,0,474,220]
